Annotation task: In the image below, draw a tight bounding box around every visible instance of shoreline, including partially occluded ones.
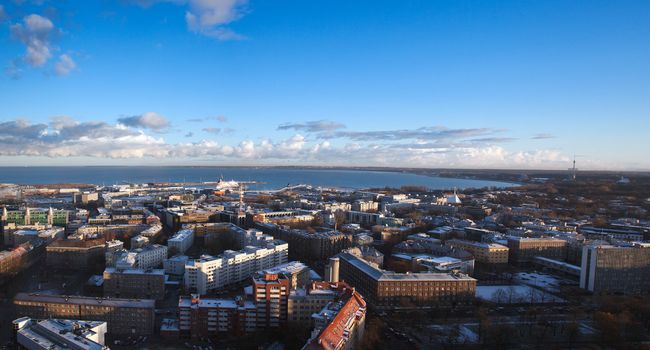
[0,166,518,190]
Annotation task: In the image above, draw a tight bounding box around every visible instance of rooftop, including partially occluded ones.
[339,251,475,282]
[15,318,107,350]
[14,293,156,308]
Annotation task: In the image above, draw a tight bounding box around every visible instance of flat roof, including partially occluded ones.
[14,293,155,308]
[448,239,508,249]
[104,267,165,275]
[339,252,475,282]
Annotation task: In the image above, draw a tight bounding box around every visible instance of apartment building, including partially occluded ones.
[351,200,379,212]
[302,288,366,350]
[164,254,189,276]
[74,224,151,241]
[259,261,311,290]
[130,234,150,249]
[288,281,347,326]
[335,250,476,309]
[103,267,166,300]
[2,207,69,226]
[168,229,194,254]
[269,228,352,263]
[14,293,156,335]
[252,273,290,328]
[446,239,509,264]
[46,238,106,270]
[178,294,257,338]
[184,241,288,294]
[507,236,568,263]
[0,238,46,285]
[13,317,108,350]
[111,244,168,270]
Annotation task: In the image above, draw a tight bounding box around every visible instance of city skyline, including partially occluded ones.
[1,1,649,170]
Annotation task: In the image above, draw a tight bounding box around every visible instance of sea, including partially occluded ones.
[0,166,516,190]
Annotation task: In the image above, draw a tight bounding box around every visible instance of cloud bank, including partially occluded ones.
[0,116,579,169]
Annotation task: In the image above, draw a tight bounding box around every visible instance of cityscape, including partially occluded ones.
[0,170,649,349]
[1,1,650,350]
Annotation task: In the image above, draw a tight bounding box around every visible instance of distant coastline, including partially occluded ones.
[0,166,519,190]
[1,164,647,188]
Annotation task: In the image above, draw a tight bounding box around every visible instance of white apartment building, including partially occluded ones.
[168,229,194,254]
[114,244,168,270]
[185,241,288,294]
[352,200,379,212]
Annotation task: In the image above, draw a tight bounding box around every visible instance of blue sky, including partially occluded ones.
[0,0,648,169]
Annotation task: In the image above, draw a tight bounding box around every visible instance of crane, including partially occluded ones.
[236,181,266,214]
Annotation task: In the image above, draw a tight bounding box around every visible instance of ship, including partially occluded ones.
[215,177,240,191]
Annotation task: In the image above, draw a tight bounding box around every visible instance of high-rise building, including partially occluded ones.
[259,261,311,290]
[580,243,650,295]
[252,273,291,328]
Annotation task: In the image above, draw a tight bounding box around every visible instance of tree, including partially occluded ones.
[492,288,508,304]
[478,310,492,344]
[407,210,423,225]
[311,212,324,227]
[594,311,621,345]
[358,317,383,350]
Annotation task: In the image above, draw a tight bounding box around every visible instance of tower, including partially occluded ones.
[24,207,31,226]
[48,207,54,225]
[569,156,578,181]
[325,257,340,283]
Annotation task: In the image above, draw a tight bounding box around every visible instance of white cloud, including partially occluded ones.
[0,117,636,169]
[118,112,170,131]
[54,54,76,76]
[132,0,248,40]
[10,14,56,67]
[185,0,247,39]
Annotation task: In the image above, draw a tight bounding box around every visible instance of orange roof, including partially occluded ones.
[304,291,366,350]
